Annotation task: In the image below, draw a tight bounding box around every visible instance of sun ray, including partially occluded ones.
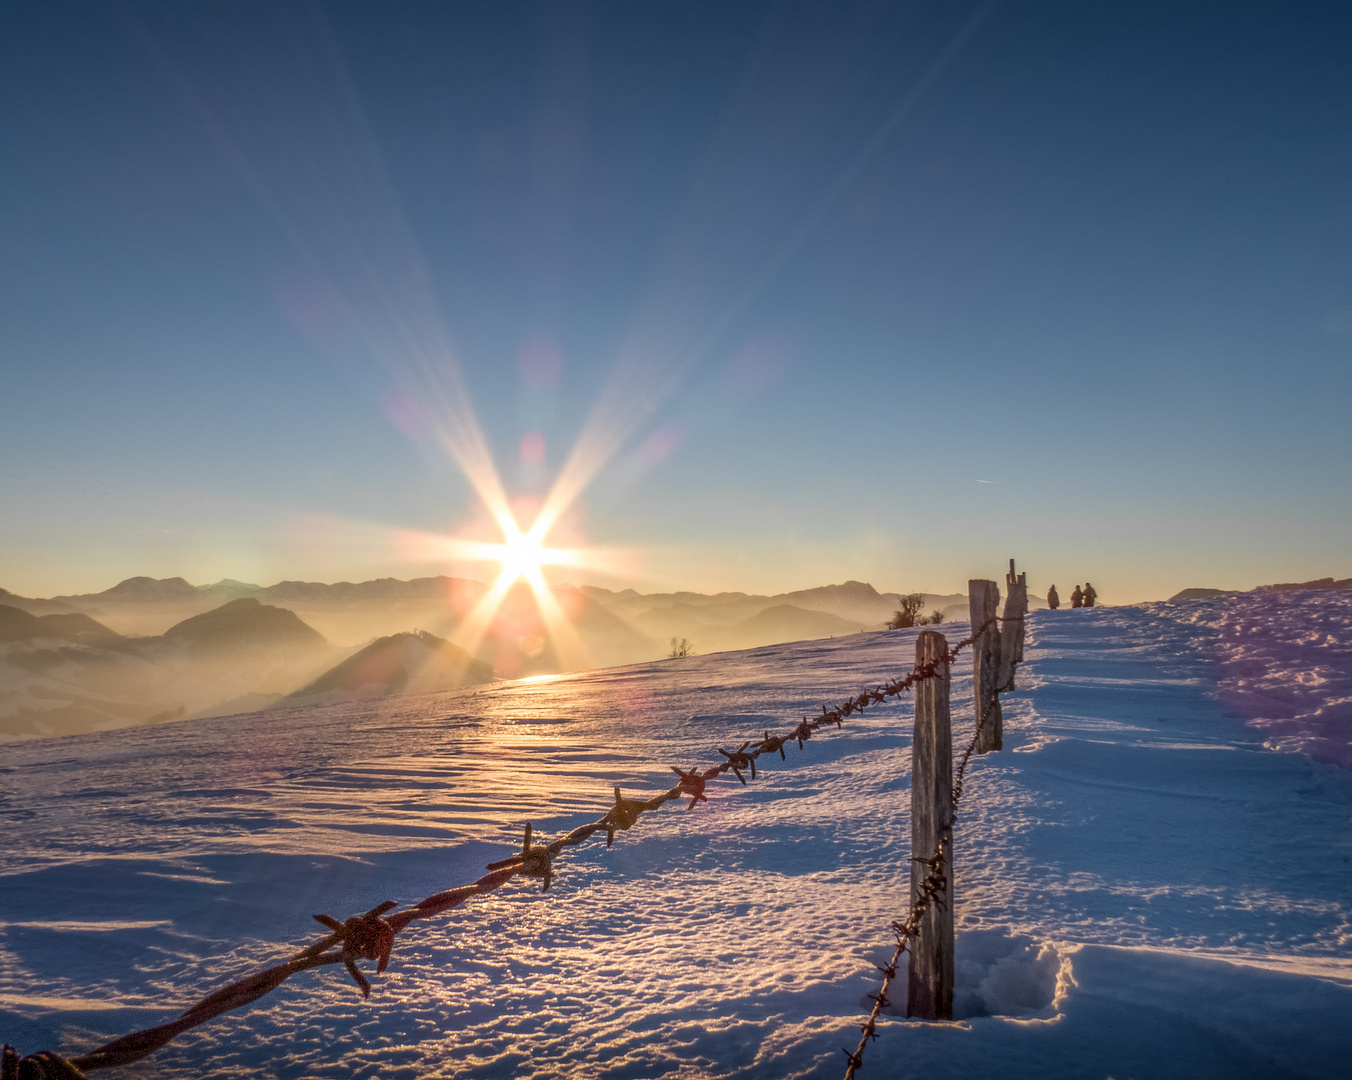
[450,565,519,659]
[524,564,590,672]
[145,3,643,668]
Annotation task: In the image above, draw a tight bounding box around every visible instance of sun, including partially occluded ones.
[429,509,570,588]
[484,511,563,587]
[392,494,635,672]
[499,529,546,581]
[426,508,594,669]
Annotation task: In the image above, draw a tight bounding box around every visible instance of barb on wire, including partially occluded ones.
[760,730,788,760]
[6,623,992,1076]
[486,823,555,891]
[718,742,756,784]
[312,901,397,999]
[670,765,712,808]
[603,786,648,847]
[2,1044,85,1079]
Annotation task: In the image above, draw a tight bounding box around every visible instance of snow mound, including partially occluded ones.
[953,930,1068,1019]
[870,930,1068,1020]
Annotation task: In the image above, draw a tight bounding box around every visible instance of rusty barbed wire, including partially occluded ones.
[3,622,996,1077]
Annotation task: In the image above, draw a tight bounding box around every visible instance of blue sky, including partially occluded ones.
[1,1,1349,602]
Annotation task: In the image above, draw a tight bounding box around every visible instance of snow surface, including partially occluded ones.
[1150,590,1352,766]
[2,594,1350,1078]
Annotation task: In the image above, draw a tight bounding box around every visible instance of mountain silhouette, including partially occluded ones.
[161,598,327,652]
[1257,577,1352,593]
[259,576,485,602]
[0,605,121,644]
[289,630,493,699]
[1168,588,1234,601]
[722,603,867,644]
[0,588,79,616]
[84,576,198,602]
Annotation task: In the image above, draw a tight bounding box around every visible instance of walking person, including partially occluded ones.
[1047,584,1060,610]
[1083,582,1097,608]
[1070,584,1083,608]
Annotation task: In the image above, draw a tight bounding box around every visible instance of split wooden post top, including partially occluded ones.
[997,558,1028,692]
[968,578,1002,753]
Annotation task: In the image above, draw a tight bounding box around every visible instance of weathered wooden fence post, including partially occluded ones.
[997,559,1027,692]
[907,629,953,1020]
[968,578,1002,752]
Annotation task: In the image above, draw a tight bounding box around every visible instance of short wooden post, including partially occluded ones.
[968,579,1002,753]
[997,559,1028,692]
[908,630,953,1020]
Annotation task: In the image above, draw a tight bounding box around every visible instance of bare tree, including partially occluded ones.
[668,636,694,658]
[887,593,926,629]
[928,609,945,625]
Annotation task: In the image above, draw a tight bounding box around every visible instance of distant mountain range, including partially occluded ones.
[0,574,973,659]
[0,598,328,741]
[0,597,326,653]
[1168,576,1352,602]
[25,566,1285,745]
[578,579,975,654]
[5,567,1345,744]
[0,594,495,742]
[1257,577,1352,593]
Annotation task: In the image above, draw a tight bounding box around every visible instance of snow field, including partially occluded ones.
[1,594,1350,1077]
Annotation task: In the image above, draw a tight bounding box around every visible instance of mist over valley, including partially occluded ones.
[0,574,969,741]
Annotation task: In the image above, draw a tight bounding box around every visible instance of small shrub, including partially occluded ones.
[887,593,925,630]
[929,609,945,625]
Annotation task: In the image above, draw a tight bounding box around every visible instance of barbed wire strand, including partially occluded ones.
[4,621,996,1078]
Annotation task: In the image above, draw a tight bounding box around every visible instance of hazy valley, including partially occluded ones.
[0,574,968,742]
[8,570,1349,744]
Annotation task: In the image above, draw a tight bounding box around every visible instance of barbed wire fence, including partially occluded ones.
[3,568,1027,1080]
[844,561,1027,1078]
[842,697,992,1079]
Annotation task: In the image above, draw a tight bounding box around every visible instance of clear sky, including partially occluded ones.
[2,1,1349,603]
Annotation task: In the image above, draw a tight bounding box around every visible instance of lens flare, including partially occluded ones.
[412,509,590,670]
[483,511,564,582]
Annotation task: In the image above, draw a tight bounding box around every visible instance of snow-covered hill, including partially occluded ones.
[1,594,1349,1078]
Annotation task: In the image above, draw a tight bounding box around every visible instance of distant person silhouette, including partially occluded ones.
[1083,582,1097,608]
[1047,584,1060,610]
[1070,585,1083,608]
